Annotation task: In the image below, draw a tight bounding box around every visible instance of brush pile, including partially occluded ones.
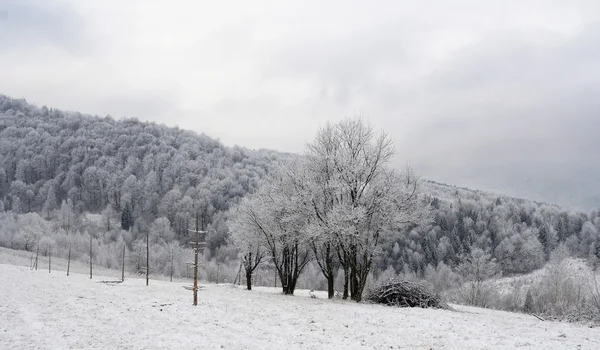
[365,280,451,309]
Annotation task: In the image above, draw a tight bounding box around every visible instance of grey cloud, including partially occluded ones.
[0,0,86,52]
[259,12,600,209]
[1,1,599,209]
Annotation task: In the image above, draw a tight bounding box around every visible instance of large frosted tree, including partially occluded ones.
[230,119,430,301]
[229,162,312,295]
[303,119,430,301]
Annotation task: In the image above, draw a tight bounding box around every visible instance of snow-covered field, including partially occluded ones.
[0,263,598,349]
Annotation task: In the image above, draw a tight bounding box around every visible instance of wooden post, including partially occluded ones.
[193,213,199,305]
[187,212,206,306]
[146,230,149,286]
[48,246,51,273]
[89,233,93,279]
[216,262,220,284]
[67,244,71,276]
[121,243,125,282]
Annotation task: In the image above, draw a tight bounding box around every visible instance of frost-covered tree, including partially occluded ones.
[101,205,115,232]
[303,119,430,301]
[59,200,75,233]
[457,248,500,307]
[229,201,267,290]
[43,184,58,218]
[229,164,312,295]
[149,217,174,244]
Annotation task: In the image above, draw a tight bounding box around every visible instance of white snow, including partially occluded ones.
[0,263,598,350]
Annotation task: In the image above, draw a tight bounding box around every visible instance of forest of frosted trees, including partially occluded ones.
[1,95,599,285]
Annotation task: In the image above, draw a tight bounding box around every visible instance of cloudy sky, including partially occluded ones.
[1,0,599,209]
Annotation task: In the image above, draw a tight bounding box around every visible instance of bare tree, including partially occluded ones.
[457,248,500,307]
[229,166,312,295]
[229,214,267,290]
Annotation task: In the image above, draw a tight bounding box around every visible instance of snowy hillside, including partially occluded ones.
[1,263,598,349]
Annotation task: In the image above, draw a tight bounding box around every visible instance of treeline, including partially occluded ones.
[1,95,599,284]
[379,182,600,277]
[0,95,284,251]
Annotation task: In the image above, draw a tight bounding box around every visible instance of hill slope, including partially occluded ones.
[1,95,599,281]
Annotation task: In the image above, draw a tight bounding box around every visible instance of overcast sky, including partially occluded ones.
[1,0,599,209]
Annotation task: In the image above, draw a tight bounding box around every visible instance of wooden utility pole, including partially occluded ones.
[67,244,71,276]
[89,234,93,279]
[193,214,199,305]
[146,231,149,286]
[188,213,207,306]
[121,244,125,282]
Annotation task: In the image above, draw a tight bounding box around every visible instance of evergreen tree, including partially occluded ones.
[121,202,134,231]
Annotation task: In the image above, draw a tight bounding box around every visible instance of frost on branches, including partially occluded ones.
[229,119,431,300]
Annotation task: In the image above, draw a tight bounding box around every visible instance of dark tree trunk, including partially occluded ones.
[67,245,71,276]
[276,242,309,296]
[327,273,334,299]
[246,271,252,290]
[312,241,336,299]
[121,244,125,282]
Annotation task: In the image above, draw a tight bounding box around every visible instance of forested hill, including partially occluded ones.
[1,95,599,277]
[0,95,286,249]
[395,180,600,276]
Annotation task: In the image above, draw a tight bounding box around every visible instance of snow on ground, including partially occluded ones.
[0,263,598,350]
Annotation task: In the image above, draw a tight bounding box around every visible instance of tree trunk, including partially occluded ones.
[121,244,125,282]
[313,241,336,299]
[246,271,252,290]
[67,245,71,276]
[350,265,359,301]
[35,246,39,270]
[327,273,334,299]
[48,248,51,273]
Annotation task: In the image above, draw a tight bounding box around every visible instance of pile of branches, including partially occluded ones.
[365,280,451,310]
